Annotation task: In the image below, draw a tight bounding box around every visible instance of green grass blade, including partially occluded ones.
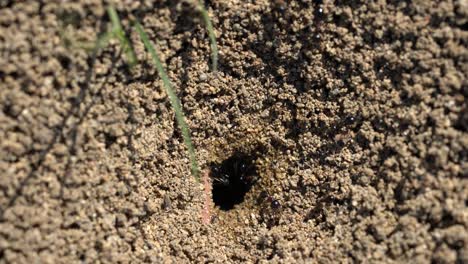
[134,22,200,181]
[107,6,137,66]
[196,1,218,72]
[94,31,112,51]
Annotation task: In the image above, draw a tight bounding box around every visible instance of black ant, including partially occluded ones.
[210,154,258,210]
[312,1,326,40]
[257,191,283,227]
[211,156,258,187]
[273,0,287,12]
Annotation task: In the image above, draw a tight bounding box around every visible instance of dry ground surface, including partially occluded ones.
[0,0,467,263]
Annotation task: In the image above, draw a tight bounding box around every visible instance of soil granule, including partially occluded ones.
[0,0,467,263]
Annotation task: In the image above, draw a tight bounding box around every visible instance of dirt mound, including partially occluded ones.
[0,0,467,262]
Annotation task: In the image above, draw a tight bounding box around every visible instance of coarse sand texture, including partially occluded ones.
[0,0,467,263]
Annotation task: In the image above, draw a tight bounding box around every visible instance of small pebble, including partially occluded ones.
[162,195,172,210]
[199,73,207,82]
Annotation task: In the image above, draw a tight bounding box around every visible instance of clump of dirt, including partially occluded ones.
[0,0,467,262]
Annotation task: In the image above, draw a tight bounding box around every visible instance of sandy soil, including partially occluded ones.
[0,0,467,263]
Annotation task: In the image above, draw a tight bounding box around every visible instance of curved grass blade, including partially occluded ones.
[195,1,218,72]
[107,6,137,67]
[134,22,200,181]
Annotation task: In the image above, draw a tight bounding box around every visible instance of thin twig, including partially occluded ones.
[201,170,213,224]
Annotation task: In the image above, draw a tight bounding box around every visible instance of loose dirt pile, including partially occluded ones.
[0,0,467,262]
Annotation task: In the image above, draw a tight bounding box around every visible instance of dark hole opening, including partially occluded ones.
[210,154,258,211]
